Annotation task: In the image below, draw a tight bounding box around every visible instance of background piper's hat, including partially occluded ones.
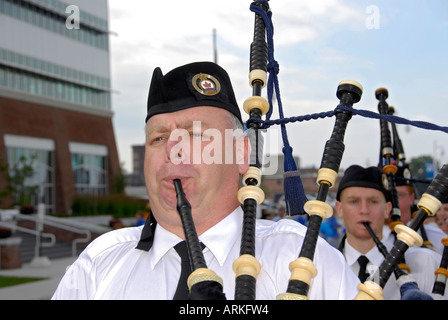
[146,61,242,124]
[336,165,391,201]
[394,165,413,186]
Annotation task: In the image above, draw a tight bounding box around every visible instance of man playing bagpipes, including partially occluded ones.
[52,62,360,300]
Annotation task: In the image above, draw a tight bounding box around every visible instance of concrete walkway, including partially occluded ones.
[0,215,139,300]
[0,256,77,300]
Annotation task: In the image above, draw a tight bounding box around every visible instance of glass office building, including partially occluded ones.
[0,0,120,213]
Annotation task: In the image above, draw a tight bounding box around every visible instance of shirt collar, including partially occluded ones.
[343,238,383,267]
[149,224,184,269]
[143,206,243,269]
[343,239,361,267]
[382,224,392,241]
[198,206,242,266]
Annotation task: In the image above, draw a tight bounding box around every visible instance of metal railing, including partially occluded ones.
[0,220,57,256]
[0,207,91,257]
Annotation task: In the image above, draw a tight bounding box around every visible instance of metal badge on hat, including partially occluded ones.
[403,167,411,180]
[382,173,389,190]
[191,73,221,96]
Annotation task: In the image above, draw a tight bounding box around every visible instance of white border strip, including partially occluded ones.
[4,134,55,151]
[69,141,108,156]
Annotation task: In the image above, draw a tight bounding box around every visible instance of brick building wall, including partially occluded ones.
[0,97,120,213]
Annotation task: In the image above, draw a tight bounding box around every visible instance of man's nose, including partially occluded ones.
[359,200,369,214]
[166,131,191,164]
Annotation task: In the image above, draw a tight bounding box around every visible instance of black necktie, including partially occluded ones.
[173,241,192,300]
[357,255,370,283]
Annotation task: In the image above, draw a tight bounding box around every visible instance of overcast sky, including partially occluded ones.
[107,0,448,174]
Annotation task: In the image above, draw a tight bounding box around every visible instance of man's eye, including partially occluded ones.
[190,131,205,140]
[151,136,165,143]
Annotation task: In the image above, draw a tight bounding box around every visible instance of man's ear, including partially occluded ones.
[335,201,343,219]
[384,201,393,220]
[236,135,251,175]
[410,191,415,203]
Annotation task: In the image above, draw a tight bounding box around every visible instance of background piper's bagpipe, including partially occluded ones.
[173,0,448,300]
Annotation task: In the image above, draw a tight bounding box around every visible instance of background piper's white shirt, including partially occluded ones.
[383,224,447,256]
[52,207,360,300]
[343,234,444,300]
[422,223,448,255]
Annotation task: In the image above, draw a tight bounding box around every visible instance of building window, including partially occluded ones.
[4,135,55,213]
[0,0,109,51]
[70,142,108,196]
[0,65,111,110]
[0,48,111,92]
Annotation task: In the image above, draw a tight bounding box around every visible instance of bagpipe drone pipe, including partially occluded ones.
[375,89,414,279]
[387,105,434,249]
[362,222,433,300]
[432,238,448,299]
[376,88,402,224]
[276,80,363,300]
[233,0,270,300]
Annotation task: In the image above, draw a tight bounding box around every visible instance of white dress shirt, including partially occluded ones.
[383,223,447,255]
[421,223,447,255]
[343,233,444,300]
[52,206,359,300]
[343,239,402,299]
[383,225,443,293]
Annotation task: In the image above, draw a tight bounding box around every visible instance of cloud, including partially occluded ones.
[269,0,363,46]
[108,0,365,171]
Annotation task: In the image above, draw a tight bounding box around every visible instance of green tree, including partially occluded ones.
[110,162,126,195]
[0,157,11,206]
[8,155,39,207]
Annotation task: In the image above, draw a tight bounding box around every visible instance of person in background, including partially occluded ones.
[335,165,443,299]
[320,216,342,248]
[391,166,446,255]
[135,210,147,227]
[272,206,286,221]
[109,218,125,230]
[437,198,448,235]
